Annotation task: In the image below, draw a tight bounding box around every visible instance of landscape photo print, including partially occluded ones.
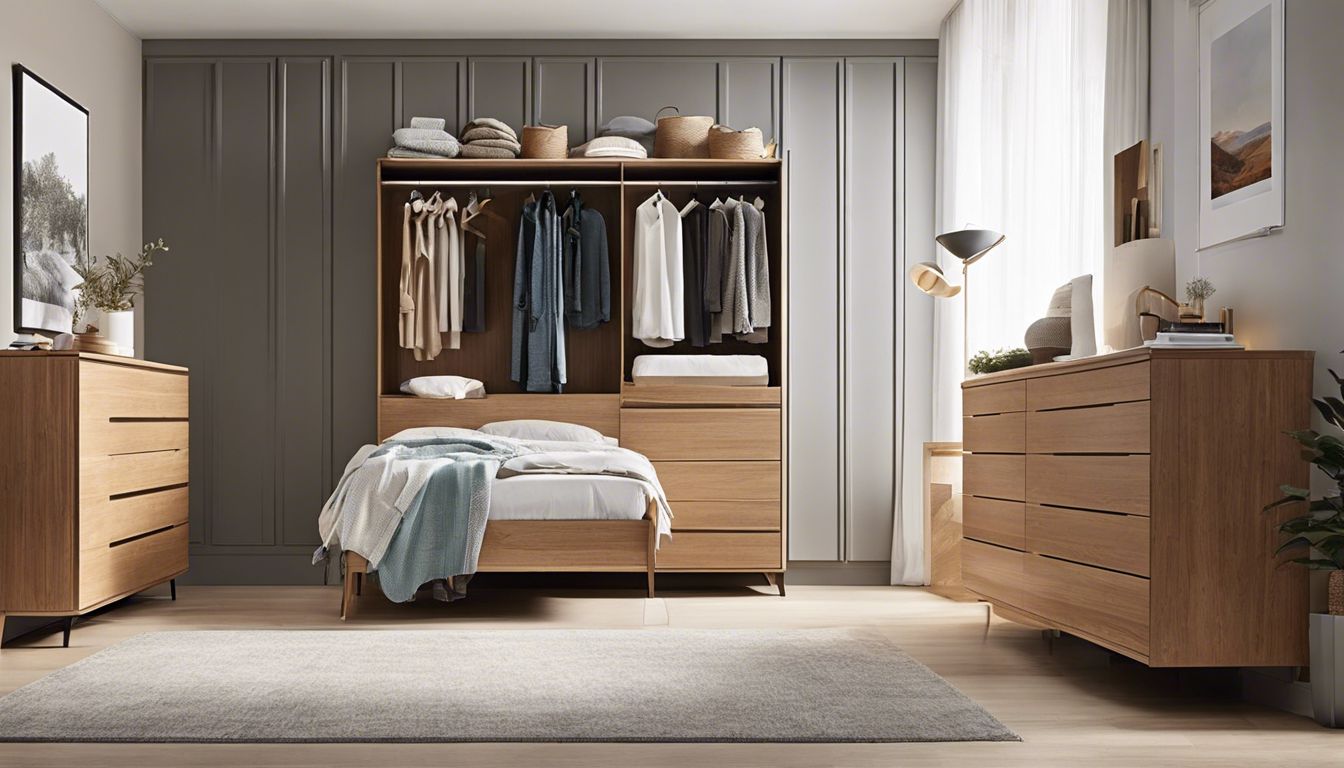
[1198,0,1284,248]
[13,64,89,335]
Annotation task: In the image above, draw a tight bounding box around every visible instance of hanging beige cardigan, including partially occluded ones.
[436,196,462,350]
[400,193,444,361]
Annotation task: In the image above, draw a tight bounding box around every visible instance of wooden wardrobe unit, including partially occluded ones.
[0,352,189,647]
[961,348,1312,667]
[369,158,788,590]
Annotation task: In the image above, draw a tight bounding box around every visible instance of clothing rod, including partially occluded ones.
[380,179,622,187]
[624,180,777,186]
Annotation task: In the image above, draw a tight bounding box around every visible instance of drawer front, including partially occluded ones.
[1026,455,1149,515]
[671,500,780,531]
[81,449,189,500]
[1027,361,1149,411]
[80,418,189,458]
[1027,401,1150,454]
[656,532,782,570]
[654,461,781,501]
[80,486,190,551]
[963,497,1026,550]
[963,380,1026,416]
[963,454,1025,501]
[1024,554,1150,657]
[79,524,188,610]
[79,360,188,419]
[622,408,780,461]
[1025,505,1149,577]
[962,539,1023,607]
[963,412,1025,453]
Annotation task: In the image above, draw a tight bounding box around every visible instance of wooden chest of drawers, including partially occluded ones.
[0,352,189,645]
[961,348,1311,667]
[620,388,785,580]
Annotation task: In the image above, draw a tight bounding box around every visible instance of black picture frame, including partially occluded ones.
[13,63,90,336]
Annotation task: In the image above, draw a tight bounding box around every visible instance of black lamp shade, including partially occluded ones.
[935,228,1004,266]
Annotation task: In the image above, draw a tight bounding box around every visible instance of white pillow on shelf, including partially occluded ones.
[399,376,486,399]
[478,419,608,444]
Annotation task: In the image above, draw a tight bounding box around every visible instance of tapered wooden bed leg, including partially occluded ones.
[765,571,785,597]
[646,502,658,598]
[341,573,355,621]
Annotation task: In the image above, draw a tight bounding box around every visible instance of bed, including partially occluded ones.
[333,414,666,619]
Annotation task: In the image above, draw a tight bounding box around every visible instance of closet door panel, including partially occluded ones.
[721,59,779,144]
[332,59,395,487]
[535,57,595,146]
[143,60,216,545]
[597,58,719,127]
[401,58,467,135]
[278,58,331,547]
[844,59,899,561]
[212,59,276,546]
[782,58,843,561]
[468,58,531,130]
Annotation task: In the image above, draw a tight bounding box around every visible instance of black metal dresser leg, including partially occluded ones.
[62,617,75,648]
[170,578,177,601]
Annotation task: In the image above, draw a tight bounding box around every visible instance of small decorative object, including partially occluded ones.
[652,106,713,158]
[1104,238,1175,351]
[520,124,568,159]
[1199,0,1284,248]
[1184,276,1216,320]
[71,239,169,356]
[968,348,1032,375]
[1024,317,1071,365]
[1136,287,1180,342]
[1220,306,1235,335]
[1040,275,1097,362]
[707,124,767,159]
[13,64,89,336]
[1264,359,1344,726]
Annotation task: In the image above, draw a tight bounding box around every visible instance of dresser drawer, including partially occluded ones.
[963,454,1025,501]
[79,418,189,458]
[81,449,189,500]
[654,461,780,500]
[80,486,190,550]
[79,360,188,420]
[1025,505,1149,577]
[1026,455,1149,515]
[656,532,782,570]
[963,412,1025,453]
[963,497,1025,550]
[963,380,1026,416]
[1026,361,1149,411]
[671,500,780,531]
[963,539,1024,607]
[1024,554,1149,658]
[622,408,780,461]
[79,524,188,610]
[1027,401,1150,454]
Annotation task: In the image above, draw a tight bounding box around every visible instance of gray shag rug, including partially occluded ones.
[0,629,1017,743]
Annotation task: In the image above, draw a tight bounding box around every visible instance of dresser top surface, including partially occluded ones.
[962,347,1313,388]
[0,351,188,373]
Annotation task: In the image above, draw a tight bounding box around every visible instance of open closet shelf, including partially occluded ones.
[620,383,782,408]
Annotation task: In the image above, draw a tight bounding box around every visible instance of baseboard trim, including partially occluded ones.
[785,561,893,586]
[1241,667,1314,719]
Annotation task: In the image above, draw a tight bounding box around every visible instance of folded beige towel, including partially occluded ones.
[460,144,519,159]
[462,117,516,139]
[466,137,522,152]
[462,126,519,144]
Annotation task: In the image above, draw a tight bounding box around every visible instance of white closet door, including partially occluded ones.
[783,58,844,562]
[844,59,901,561]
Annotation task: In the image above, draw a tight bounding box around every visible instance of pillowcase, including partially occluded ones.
[477,419,607,444]
[399,376,486,400]
[387,426,482,442]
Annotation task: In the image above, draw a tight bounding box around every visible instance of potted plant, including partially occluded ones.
[1265,358,1344,727]
[71,238,168,356]
[1184,276,1215,320]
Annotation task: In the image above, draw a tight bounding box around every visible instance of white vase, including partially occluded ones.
[102,310,135,357]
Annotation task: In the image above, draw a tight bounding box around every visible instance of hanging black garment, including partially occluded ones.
[562,194,611,331]
[681,202,712,347]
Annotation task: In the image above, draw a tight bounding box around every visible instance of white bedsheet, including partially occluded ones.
[488,475,650,521]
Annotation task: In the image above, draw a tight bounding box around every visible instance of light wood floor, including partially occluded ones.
[0,583,1336,767]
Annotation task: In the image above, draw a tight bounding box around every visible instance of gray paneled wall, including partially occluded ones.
[141,41,935,583]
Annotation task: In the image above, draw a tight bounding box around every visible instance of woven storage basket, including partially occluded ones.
[708,124,766,159]
[521,124,568,159]
[653,106,713,158]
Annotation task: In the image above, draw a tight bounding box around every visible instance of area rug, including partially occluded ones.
[0,628,1017,743]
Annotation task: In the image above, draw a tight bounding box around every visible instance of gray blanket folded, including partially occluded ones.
[392,127,460,157]
[461,144,519,159]
[466,137,522,152]
[409,116,445,130]
[387,146,453,159]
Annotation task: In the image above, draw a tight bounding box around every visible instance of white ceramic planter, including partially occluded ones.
[1310,613,1344,727]
[102,310,135,357]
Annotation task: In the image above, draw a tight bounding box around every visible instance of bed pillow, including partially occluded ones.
[478,419,607,444]
[399,375,486,399]
[387,426,482,442]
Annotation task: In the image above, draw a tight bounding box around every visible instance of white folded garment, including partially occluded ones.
[399,375,486,399]
[570,136,648,159]
[631,354,769,386]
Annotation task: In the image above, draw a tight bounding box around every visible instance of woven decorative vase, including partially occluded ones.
[521,124,568,159]
[1330,570,1344,616]
[708,124,766,159]
[653,106,713,158]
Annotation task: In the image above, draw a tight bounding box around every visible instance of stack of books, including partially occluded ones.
[1144,332,1243,350]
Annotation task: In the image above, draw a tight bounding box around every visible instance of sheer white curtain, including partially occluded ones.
[930,0,1108,442]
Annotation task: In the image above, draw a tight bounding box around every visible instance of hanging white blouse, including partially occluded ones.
[436,196,462,349]
[632,192,684,348]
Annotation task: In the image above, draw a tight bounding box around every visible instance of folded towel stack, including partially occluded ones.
[388,116,460,159]
[460,117,521,159]
[569,135,648,159]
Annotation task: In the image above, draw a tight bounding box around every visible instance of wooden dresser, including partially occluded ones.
[0,352,189,647]
[620,386,786,591]
[961,348,1311,667]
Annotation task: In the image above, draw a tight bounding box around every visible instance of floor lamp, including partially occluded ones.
[908,228,1005,374]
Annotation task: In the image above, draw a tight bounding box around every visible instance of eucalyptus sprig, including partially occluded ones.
[968,348,1033,375]
[73,238,169,325]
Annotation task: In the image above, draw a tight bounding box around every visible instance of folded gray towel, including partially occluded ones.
[461,126,520,144]
[460,144,518,159]
[465,137,522,152]
[409,116,445,130]
[463,117,516,139]
[392,127,460,157]
[388,146,453,159]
